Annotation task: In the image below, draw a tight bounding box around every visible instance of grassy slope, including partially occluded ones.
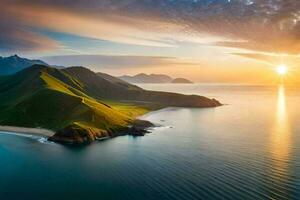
[66,67,220,108]
[0,66,148,136]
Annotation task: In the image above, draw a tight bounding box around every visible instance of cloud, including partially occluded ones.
[0,1,61,52]
[1,0,300,54]
[2,1,189,48]
[42,54,198,70]
[0,9,58,52]
[232,52,300,67]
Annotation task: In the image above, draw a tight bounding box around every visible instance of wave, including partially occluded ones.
[0,131,54,144]
[149,125,173,131]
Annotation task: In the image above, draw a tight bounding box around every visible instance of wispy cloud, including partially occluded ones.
[0,9,58,52]
[232,52,300,68]
[42,54,198,70]
[1,0,300,54]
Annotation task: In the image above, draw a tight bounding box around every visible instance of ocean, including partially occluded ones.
[1,84,300,200]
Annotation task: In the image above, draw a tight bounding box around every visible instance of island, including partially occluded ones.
[119,73,193,84]
[171,78,194,84]
[0,65,221,144]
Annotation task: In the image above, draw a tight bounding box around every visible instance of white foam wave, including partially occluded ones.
[0,131,53,144]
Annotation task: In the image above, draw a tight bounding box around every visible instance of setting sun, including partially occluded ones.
[277,65,288,75]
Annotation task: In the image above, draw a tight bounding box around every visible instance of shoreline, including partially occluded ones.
[0,105,216,144]
[0,126,54,137]
[0,111,156,144]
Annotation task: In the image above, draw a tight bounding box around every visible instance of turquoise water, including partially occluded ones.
[1,84,300,200]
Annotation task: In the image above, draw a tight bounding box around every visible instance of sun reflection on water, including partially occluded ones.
[277,86,288,125]
[269,85,291,197]
[272,85,291,158]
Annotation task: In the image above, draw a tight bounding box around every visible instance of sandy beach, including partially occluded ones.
[0,126,54,137]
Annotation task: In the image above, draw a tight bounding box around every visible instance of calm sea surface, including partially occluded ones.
[1,84,300,200]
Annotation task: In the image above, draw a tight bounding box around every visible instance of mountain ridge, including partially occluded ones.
[0,55,66,75]
[0,55,49,75]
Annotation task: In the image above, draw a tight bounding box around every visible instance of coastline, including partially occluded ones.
[0,126,54,137]
[0,105,214,144]
[0,103,220,144]
[0,112,155,144]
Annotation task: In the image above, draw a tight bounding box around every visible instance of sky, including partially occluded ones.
[1,0,300,83]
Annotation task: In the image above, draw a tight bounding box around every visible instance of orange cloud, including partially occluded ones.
[2,0,300,55]
[2,1,232,49]
[0,5,58,52]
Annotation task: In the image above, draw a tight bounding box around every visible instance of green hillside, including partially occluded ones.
[64,67,220,107]
[0,65,221,144]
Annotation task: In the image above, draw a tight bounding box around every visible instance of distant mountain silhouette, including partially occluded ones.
[97,72,141,90]
[0,55,49,75]
[119,73,173,83]
[171,78,193,84]
[119,73,193,84]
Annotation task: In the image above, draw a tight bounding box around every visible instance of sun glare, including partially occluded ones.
[277,65,288,75]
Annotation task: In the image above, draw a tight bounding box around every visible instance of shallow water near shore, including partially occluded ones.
[1,84,300,199]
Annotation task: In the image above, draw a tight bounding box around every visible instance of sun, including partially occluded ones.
[276,64,288,75]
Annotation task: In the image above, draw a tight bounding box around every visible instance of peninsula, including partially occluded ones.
[0,65,221,144]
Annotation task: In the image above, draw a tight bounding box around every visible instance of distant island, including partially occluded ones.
[171,78,193,84]
[0,56,220,144]
[119,73,194,84]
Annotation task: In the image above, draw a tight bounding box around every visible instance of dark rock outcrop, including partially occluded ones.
[127,120,154,136]
[48,124,109,144]
[49,120,154,144]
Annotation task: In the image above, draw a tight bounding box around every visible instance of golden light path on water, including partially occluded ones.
[269,85,292,198]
